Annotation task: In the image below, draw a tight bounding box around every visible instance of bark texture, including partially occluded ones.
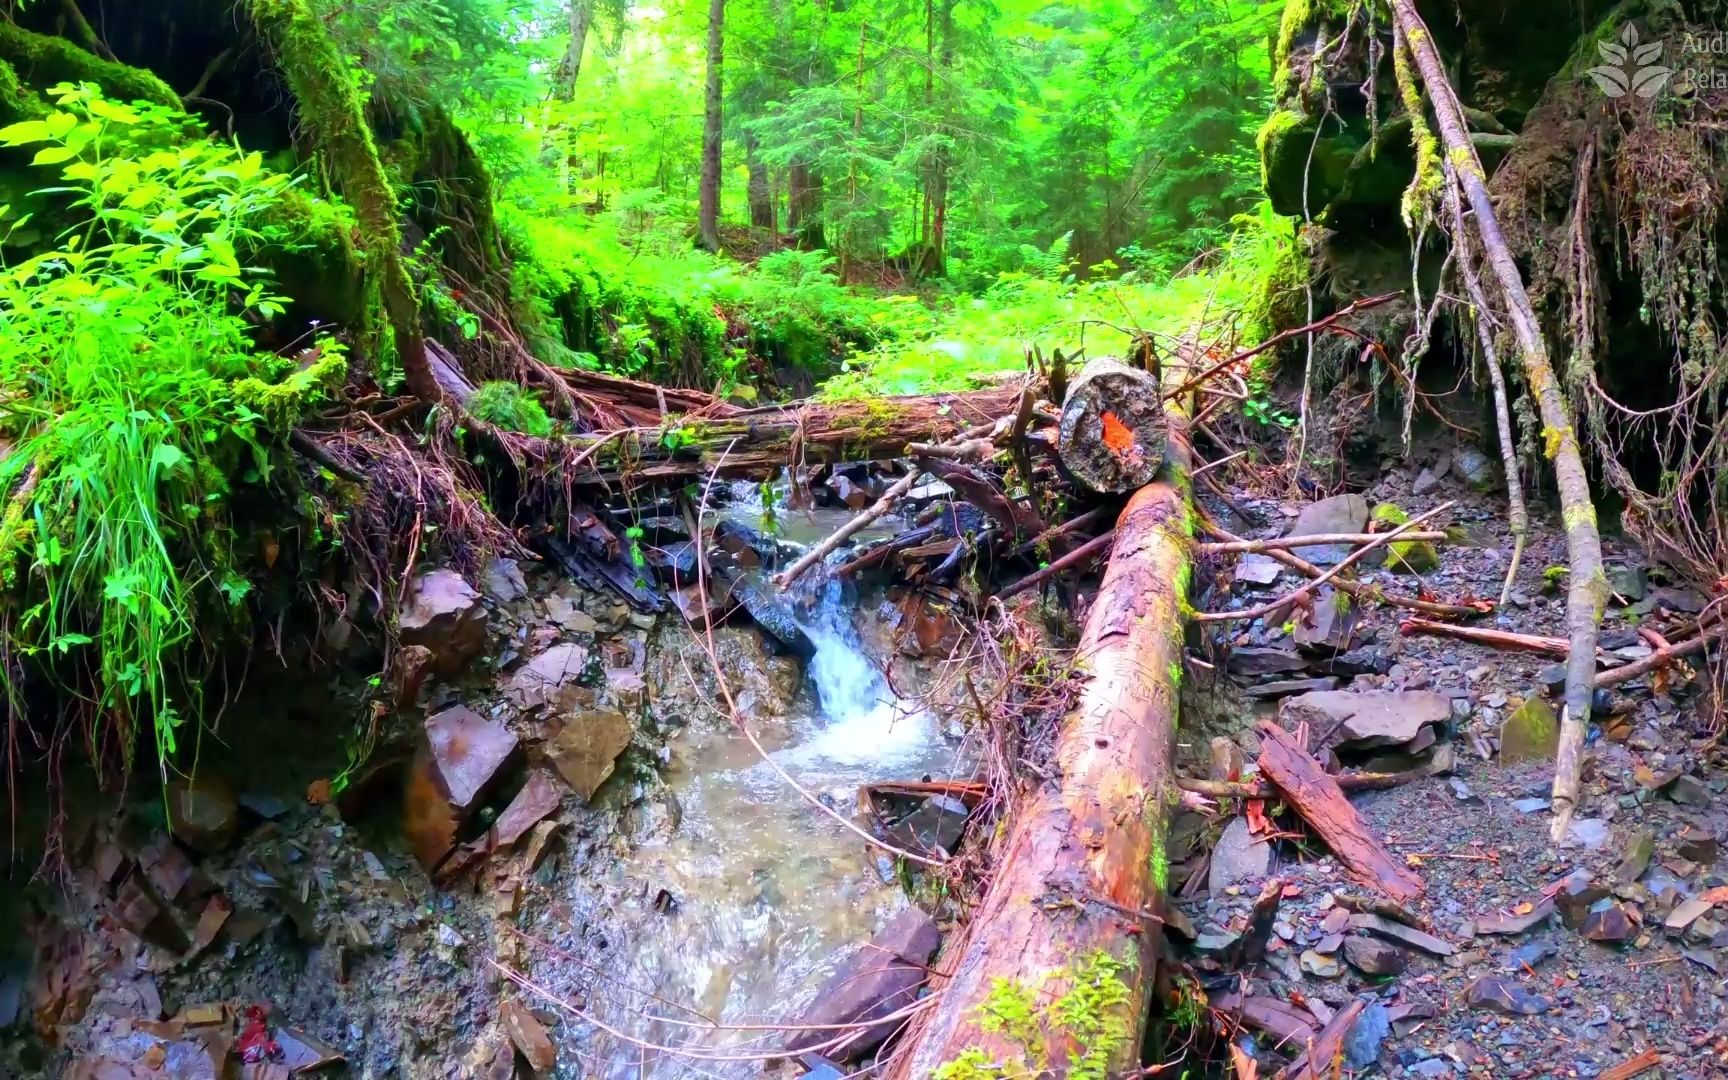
[890,405,1192,1079]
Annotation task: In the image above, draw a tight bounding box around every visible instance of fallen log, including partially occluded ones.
[569,382,1029,483]
[1058,357,1166,493]
[1256,721,1424,903]
[1176,746,1454,801]
[889,398,1193,1079]
[1399,617,1569,656]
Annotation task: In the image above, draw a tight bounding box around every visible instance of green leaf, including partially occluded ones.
[0,120,54,146]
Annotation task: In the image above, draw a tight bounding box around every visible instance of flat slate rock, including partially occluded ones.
[1244,677,1340,700]
[1228,648,1310,677]
[1287,494,1370,566]
[1235,553,1285,587]
[1208,816,1273,895]
[1347,912,1455,956]
[1280,689,1451,752]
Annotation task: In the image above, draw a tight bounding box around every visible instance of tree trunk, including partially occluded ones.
[248,0,441,404]
[924,0,953,277]
[745,131,775,231]
[1389,2,1605,843]
[889,396,1192,1079]
[555,0,594,99]
[788,162,825,249]
[1058,357,1168,493]
[696,0,725,253]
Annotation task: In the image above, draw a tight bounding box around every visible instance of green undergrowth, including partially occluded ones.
[823,203,1300,397]
[0,84,343,776]
[502,200,888,390]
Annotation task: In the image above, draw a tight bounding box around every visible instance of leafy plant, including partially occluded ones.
[469,380,554,436]
[0,83,343,776]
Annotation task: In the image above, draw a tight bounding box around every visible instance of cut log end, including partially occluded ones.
[1058,357,1168,494]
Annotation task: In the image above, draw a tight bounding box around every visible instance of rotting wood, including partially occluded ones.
[1281,997,1366,1080]
[888,390,1194,1080]
[1176,748,1454,801]
[567,382,1027,483]
[1058,356,1168,493]
[1388,0,1606,845]
[1399,618,1571,657]
[1255,721,1424,903]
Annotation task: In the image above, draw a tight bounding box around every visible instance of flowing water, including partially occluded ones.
[530,513,962,1078]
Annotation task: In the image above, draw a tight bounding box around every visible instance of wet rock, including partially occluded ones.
[1244,677,1339,700]
[1208,817,1273,895]
[1687,917,1722,945]
[1279,689,1451,752]
[1474,897,1554,936]
[480,558,529,603]
[546,709,633,802]
[830,474,872,510]
[504,643,591,713]
[1315,932,1344,954]
[1412,466,1444,496]
[1678,826,1718,866]
[1300,949,1342,977]
[1344,936,1408,976]
[1346,913,1455,956]
[728,572,816,658]
[1666,897,1714,933]
[786,908,941,1062]
[1616,830,1656,883]
[1498,697,1559,764]
[502,999,556,1073]
[1343,1002,1391,1068]
[399,568,488,675]
[113,873,190,953]
[1312,644,1396,677]
[1606,564,1647,602]
[166,776,240,854]
[1235,553,1284,587]
[647,540,701,585]
[1287,494,1370,566]
[1371,503,1440,573]
[1452,446,1497,491]
[490,772,562,849]
[1565,818,1610,850]
[1227,648,1309,676]
[1669,774,1712,808]
[403,753,461,874]
[426,705,520,813]
[1506,938,1559,970]
[274,1026,344,1073]
[1578,900,1635,943]
[887,795,970,855]
[1466,977,1549,1015]
[714,519,784,569]
[1293,587,1357,654]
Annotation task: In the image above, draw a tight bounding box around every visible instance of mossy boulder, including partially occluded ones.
[1371,502,1440,573]
[1259,107,1366,219]
[1500,697,1560,764]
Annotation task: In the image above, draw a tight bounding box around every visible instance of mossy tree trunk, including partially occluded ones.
[246,0,444,404]
[890,391,1193,1079]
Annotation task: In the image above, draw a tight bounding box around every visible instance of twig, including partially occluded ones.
[1201,519,1479,620]
[1004,506,1109,560]
[994,529,1116,601]
[1399,617,1569,656]
[1176,756,1447,800]
[1161,293,1402,403]
[1594,623,1726,689]
[775,468,921,589]
[1200,531,1446,556]
[1195,502,1455,623]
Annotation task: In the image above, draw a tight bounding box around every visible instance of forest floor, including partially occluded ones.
[6,425,1724,1080]
[1181,444,1726,1079]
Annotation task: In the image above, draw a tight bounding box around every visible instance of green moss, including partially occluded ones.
[1371,502,1439,573]
[469,380,553,437]
[0,23,177,109]
[0,58,45,123]
[938,953,1138,1080]
[231,347,348,428]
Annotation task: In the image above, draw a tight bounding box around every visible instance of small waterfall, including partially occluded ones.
[788,574,936,769]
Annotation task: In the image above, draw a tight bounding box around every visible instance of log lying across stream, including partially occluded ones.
[890,390,1193,1078]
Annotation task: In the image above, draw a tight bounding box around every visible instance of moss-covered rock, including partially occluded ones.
[1500,697,1560,764]
[1259,107,1366,218]
[1371,502,1440,573]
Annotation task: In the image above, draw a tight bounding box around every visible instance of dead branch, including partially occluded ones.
[993,529,1116,602]
[1399,617,1570,657]
[774,470,922,589]
[1199,531,1447,556]
[1194,502,1455,623]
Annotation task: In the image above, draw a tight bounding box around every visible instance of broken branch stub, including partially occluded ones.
[1057,357,1167,493]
